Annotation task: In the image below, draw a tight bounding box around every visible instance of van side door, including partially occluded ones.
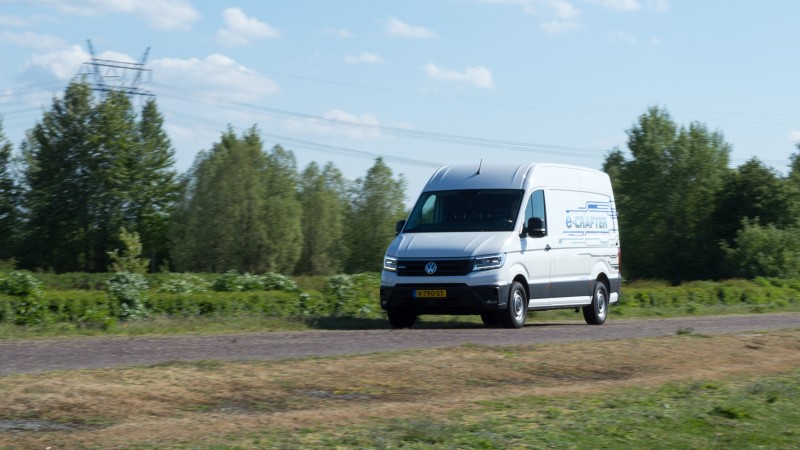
[520,189,553,308]
[549,189,593,306]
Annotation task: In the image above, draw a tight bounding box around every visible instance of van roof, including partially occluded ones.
[422,162,604,192]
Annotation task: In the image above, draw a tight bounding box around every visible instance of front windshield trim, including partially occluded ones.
[403,189,524,233]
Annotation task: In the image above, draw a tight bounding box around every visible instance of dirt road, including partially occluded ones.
[2,313,799,375]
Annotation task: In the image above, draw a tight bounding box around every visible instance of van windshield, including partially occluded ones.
[403,189,524,233]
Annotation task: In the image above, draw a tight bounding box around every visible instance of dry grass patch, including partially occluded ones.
[1,330,799,448]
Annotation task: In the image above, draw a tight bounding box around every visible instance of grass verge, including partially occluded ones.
[1,329,798,448]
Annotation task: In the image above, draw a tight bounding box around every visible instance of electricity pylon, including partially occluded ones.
[76,39,154,99]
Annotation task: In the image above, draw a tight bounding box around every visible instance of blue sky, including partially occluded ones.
[1,0,799,202]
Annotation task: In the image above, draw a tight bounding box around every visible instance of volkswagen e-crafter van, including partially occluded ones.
[380,163,621,329]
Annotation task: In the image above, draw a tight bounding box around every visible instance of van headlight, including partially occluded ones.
[473,253,506,271]
[383,255,398,272]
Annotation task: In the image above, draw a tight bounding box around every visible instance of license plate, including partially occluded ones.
[414,289,446,298]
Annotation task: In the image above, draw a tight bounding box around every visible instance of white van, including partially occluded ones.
[380,162,621,329]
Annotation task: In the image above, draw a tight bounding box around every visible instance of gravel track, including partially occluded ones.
[1,313,798,375]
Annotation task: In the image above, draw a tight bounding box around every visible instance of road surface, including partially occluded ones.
[1,313,798,375]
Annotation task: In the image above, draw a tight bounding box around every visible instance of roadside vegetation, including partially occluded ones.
[1,269,799,339]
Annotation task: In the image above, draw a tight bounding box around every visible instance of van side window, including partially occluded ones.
[525,190,546,224]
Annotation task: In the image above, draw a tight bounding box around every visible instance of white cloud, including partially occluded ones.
[547,0,581,19]
[422,63,494,89]
[28,44,91,80]
[215,7,281,46]
[585,0,669,13]
[587,0,641,12]
[0,14,27,26]
[611,30,638,44]
[0,30,64,49]
[151,54,279,101]
[646,0,669,13]
[327,28,353,38]
[541,19,578,34]
[485,0,582,34]
[283,109,382,140]
[383,17,436,39]
[344,52,383,64]
[34,0,200,31]
[20,45,143,82]
[790,130,800,143]
[478,0,531,4]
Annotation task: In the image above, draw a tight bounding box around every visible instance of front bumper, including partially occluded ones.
[380,283,511,315]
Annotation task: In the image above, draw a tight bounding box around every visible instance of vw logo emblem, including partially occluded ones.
[424,262,438,275]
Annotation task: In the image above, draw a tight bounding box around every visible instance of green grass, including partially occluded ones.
[236,371,800,449]
[2,302,799,341]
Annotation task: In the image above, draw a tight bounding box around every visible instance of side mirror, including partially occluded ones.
[395,220,406,236]
[526,217,546,238]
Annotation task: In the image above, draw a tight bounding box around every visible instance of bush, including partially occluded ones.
[0,271,43,297]
[0,271,47,325]
[157,273,209,294]
[319,273,380,318]
[106,272,148,321]
[211,271,299,293]
[43,290,115,329]
[145,290,302,318]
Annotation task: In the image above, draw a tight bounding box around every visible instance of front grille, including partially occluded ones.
[396,259,472,276]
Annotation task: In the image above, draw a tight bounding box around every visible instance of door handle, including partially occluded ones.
[544,244,551,251]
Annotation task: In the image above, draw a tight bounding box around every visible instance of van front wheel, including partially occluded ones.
[499,282,527,329]
[583,282,609,325]
[387,311,417,329]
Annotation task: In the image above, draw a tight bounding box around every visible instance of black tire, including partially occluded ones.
[583,282,609,325]
[387,311,417,329]
[499,281,527,329]
[480,312,499,327]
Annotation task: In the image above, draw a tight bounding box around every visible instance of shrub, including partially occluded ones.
[0,271,47,325]
[106,272,148,320]
[320,273,380,318]
[0,271,43,297]
[158,273,209,294]
[211,271,299,292]
[211,270,253,292]
[44,290,115,329]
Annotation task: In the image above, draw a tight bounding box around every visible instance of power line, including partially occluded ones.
[150,81,614,158]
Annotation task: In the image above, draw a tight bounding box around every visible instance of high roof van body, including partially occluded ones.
[380,162,621,329]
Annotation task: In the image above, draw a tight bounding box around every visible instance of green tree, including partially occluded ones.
[262,144,303,273]
[601,146,626,208]
[0,119,19,261]
[789,142,800,189]
[611,107,730,281]
[712,158,797,248]
[722,220,800,278]
[107,227,150,274]
[172,127,271,272]
[296,161,348,275]
[171,129,303,274]
[20,82,178,272]
[127,99,180,270]
[21,81,97,271]
[345,157,407,273]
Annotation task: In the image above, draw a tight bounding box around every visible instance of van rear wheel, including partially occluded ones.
[499,281,527,329]
[387,311,417,329]
[583,282,609,325]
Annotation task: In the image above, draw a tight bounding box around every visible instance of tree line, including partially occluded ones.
[2,82,800,281]
[0,81,406,275]
[605,107,800,281]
